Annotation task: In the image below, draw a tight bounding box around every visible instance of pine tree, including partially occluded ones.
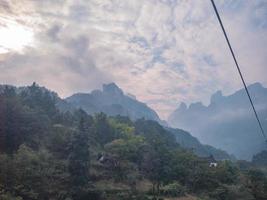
[69,110,91,198]
[95,113,114,145]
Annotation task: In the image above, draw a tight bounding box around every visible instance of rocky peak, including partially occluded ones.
[178,102,187,111]
[247,82,264,92]
[103,83,123,96]
[188,102,204,110]
[210,90,223,104]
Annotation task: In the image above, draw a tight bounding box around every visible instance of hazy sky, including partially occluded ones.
[0,0,267,119]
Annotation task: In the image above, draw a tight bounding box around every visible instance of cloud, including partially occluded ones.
[0,0,267,119]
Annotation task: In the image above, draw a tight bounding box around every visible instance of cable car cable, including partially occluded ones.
[210,0,267,142]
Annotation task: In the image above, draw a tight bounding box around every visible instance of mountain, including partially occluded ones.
[167,127,234,160]
[1,82,263,200]
[65,83,234,160]
[0,83,233,160]
[168,82,267,160]
[65,83,162,123]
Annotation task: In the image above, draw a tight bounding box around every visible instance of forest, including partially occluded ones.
[0,83,267,200]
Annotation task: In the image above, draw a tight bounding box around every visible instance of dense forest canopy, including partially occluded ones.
[0,83,267,200]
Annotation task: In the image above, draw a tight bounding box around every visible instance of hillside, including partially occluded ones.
[1,83,266,200]
[168,82,267,160]
[0,83,231,160]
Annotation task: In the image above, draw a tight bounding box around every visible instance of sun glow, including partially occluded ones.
[0,18,34,54]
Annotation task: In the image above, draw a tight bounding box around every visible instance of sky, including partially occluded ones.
[0,0,267,119]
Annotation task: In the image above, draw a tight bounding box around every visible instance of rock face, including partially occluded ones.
[168,83,267,160]
[65,83,162,123]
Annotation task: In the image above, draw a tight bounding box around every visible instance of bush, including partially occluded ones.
[208,185,255,200]
[111,192,151,200]
[0,192,23,200]
[160,182,186,197]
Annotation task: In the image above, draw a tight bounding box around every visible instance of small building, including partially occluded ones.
[202,155,218,168]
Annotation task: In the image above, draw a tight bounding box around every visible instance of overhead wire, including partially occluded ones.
[210,0,267,142]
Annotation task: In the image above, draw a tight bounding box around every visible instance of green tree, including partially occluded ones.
[69,110,91,199]
[214,161,238,184]
[94,113,114,145]
[252,150,267,166]
[246,169,267,200]
[0,145,71,200]
[0,87,26,154]
[105,135,145,162]
[20,82,57,118]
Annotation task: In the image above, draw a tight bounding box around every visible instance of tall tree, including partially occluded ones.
[20,82,57,117]
[69,110,91,199]
[247,169,267,200]
[94,113,114,145]
[0,86,22,154]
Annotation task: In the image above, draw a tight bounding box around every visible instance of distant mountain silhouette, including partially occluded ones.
[167,127,234,160]
[65,83,162,123]
[64,82,232,160]
[168,82,267,160]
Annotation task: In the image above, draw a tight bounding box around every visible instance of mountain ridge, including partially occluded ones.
[168,82,267,160]
[0,82,232,160]
[65,82,163,124]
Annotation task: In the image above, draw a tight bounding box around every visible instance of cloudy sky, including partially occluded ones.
[0,0,267,119]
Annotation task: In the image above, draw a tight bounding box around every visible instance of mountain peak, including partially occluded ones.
[178,102,187,111]
[210,90,223,104]
[168,82,267,160]
[66,82,162,123]
[248,82,264,90]
[103,83,123,95]
[188,102,204,110]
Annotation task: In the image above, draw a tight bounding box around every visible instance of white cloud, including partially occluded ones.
[0,0,266,119]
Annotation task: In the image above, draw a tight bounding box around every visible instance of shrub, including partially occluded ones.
[160,182,186,197]
[0,192,23,200]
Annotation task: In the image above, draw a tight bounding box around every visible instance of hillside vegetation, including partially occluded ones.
[0,83,267,200]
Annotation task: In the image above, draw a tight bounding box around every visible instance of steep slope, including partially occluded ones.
[65,83,162,123]
[168,82,267,160]
[167,128,234,160]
